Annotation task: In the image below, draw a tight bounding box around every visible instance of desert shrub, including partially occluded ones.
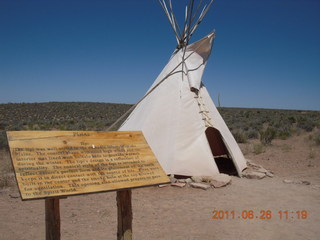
[76,121,87,130]
[232,130,247,143]
[277,125,292,140]
[12,123,23,131]
[0,121,8,130]
[243,125,249,131]
[66,124,79,131]
[260,127,277,145]
[288,116,297,124]
[297,117,315,132]
[313,132,320,145]
[0,131,8,150]
[243,111,250,119]
[58,125,66,130]
[31,124,41,130]
[230,121,247,131]
[246,129,259,139]
[0,151,14,188]
[0,174,9,188]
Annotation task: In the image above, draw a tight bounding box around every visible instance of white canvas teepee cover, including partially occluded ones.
[120,32,247,176]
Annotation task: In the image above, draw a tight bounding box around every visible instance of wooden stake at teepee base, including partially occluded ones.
[117,190,133,240]
[45,198,61,240]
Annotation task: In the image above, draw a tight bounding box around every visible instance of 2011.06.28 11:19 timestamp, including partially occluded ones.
[211,210,309,220]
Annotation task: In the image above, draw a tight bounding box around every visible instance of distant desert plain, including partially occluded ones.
[0,102,319,240]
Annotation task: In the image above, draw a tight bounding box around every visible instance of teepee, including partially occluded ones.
[114,0,247,176]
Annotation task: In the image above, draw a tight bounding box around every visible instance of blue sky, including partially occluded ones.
[0,0,319,110]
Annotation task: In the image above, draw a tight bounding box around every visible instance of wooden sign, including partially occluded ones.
[7,131,170,200]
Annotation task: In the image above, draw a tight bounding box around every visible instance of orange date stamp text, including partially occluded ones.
[211,210,309,220]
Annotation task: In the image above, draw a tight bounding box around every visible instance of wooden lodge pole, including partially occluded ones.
[117,190,133,240]
[45,198,61,240]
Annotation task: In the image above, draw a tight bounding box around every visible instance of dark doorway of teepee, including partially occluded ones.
[205,127,238,176]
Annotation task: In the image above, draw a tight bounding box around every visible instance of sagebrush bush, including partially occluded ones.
[297,117,315,132]
[277,125,292,140]
[246,129,259,139]
[0,131,8,150]
[0,121,8,130]
[232,130,248,143]
[288,116,296,124]
[313,132,320,145]
[0,151,14,188]
[260,127,277,145]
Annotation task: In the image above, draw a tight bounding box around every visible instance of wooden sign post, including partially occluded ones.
[7,131,170,240]
[45,198,61,240]
[117,190,133,240]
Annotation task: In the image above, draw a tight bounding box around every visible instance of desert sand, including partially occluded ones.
[0,132,319,240]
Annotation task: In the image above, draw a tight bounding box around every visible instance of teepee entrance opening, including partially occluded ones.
[205,127,238,176]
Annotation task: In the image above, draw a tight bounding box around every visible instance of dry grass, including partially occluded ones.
[253,144,266,155]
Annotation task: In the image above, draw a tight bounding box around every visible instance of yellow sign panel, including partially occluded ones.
[7,131,170,200]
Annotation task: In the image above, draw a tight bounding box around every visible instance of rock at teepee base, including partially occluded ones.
[242,170,266,179]
[190,182,211,190]
[191,176,203,183]
[209,174,232,188]
[177,178,193,184]
[170,174,177,183]
[245,159,274,178]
